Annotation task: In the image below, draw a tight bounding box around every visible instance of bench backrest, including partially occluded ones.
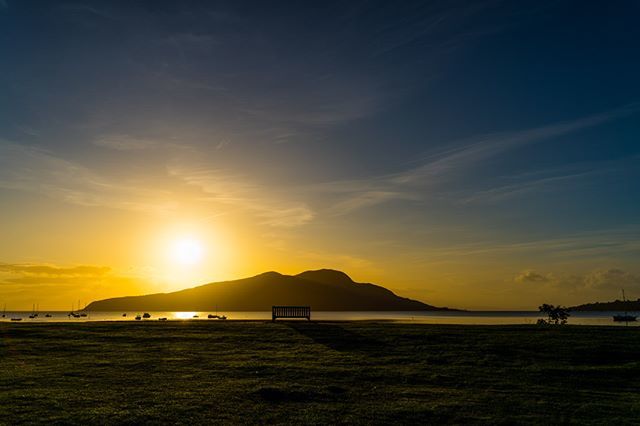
[272,305,311,320]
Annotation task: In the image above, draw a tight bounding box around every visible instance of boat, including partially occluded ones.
[45,314,52,318]
[135,315,142,320]
[208,314,218,319]
[122,313,127,317]
[11,318,22,321]
[2,303,5,318]
[29,303,38,319]
[219,315,227,320]
[158,317,168,321]
[68,302,81,318]
[142,313,151,319]
[613,289,637,322]
[613,314,636,322]
[193,315,199,318]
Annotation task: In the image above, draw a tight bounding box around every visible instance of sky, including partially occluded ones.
[1,0,639,310]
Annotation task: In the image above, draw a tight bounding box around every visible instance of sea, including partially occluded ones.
[1,310,639,326]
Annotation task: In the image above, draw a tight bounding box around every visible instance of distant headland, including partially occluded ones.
[570,299,640,312]
[85,269,456,312]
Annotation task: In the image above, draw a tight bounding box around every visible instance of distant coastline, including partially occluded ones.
[570,299,640,312]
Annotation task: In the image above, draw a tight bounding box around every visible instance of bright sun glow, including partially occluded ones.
[171,238,204,265]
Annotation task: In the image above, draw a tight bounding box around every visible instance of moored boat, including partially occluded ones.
[613,289,637,322]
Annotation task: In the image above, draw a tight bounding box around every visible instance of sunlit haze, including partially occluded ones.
[1,1,639,310]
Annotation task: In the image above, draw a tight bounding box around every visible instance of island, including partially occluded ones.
[85,269,455,312]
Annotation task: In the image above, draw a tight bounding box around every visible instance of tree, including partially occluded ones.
[537,303,570,325]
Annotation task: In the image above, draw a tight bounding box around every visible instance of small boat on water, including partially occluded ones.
[613,289,637,322]
[68,302,81,318]
[193,315,199,318]
[219,315,227,320]
[45,314,52,318]
[158,317,168,321]
[613,314,636,322]
[208,314,218,319]
[122,313,127,317]
[11,318,22,321]
[142,313,151,319]
[135,315,142,320]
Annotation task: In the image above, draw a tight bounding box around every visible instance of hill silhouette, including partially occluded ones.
[85,269,453,311]
[571,299,640,311]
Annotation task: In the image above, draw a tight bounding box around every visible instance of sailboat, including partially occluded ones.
[613,289,637,322]
[29,303,37,319]
[68,302,81,318]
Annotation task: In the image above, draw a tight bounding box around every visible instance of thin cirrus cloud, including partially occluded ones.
[515,268,640,293]
[0,263,110,277]
[313,104,639,216]
[92,134,165,151]
[457,168,601,205]
[0,104,636,230]
[166,165,315,228]
[0,140,176,214]
[399,226,640,268]
[0,139,315,228]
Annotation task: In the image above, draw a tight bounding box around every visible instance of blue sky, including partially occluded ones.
[1,1,639,309]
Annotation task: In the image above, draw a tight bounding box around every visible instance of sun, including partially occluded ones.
[171,238,204,265]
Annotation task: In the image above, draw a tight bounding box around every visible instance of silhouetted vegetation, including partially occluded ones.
[2,322,640,424]
[537,304,570,325]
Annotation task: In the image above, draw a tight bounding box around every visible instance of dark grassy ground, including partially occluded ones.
[1,321,640,425]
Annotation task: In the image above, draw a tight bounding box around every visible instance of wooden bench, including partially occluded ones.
[272,306,311,321]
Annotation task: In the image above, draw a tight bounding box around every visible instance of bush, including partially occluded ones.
[538,303,570,325]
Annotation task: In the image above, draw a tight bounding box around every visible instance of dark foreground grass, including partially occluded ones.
[1,321,640,425]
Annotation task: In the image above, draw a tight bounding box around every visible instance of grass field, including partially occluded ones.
[1,321,640,424]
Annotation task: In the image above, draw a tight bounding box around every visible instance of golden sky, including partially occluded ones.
[1,2,640,310]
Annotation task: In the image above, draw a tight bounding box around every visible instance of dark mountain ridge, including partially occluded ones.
[85,269,455,311]
[570,299,640,311]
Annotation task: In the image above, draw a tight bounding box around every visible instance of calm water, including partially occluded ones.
[1,310,639,326]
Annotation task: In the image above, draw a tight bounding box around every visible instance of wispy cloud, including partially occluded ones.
[515,268,640,293]
[0,261,154,309]
[313,105,639,215]
[0,263,110,277]
[515,270,551,284]
[458,169,599,204]
[92,134,163,151]
[0,140,176,213]
[168,165,315,227]
[0,140,315,228]
[410,226,640,264]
